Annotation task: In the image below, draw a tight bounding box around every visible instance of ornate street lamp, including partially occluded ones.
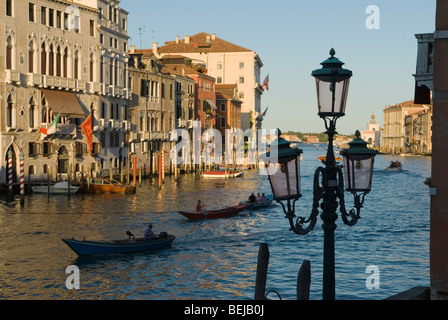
[262,49,378,300]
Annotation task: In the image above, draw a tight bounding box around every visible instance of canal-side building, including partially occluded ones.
[215,85,242,145]
[127,51,176,174]
[413,1,448,299]
[0,0,129,188]
[159,58,216,132]
[152,32,264,131]
[96,0,131,176]
[381,100,429,154]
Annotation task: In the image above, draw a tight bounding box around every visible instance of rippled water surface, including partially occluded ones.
[0,145,430,300]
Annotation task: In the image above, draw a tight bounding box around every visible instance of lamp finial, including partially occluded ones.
[330,48,335,57]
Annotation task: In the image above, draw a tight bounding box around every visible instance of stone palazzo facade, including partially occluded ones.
[0,0,130,186]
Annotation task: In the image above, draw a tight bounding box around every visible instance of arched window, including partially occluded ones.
[74,50,79,79]
[56,46,61,77]
[63,47,68,78]
[29,41,34,73]
[41,97,47,123]
[100,55,104,83]
[29,97,35,128]
[89,52,94,82]
[41,43,46,74]
[6,36,12,70]
[109,58,113,85]
[7,95,14,128]
[48,44,54,76]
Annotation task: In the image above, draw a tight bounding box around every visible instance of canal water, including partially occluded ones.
[0,144,430,300]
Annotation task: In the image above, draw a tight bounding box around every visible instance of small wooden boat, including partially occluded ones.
[386,161,403,172]
[32,182,80,195]
[178,203,249,220]
[81,178,135,194]
[242,194,274,209]
[202,171,244,178]
[318,156,342,162]
[62,234,175,256]
[217,165,249,171]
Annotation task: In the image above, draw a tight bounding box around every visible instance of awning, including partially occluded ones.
[41,89,87,118]
[204,98,217,110]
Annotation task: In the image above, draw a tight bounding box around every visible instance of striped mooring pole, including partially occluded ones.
[19,150,25,206]
[19,150,24,196]
[7,149,13,196]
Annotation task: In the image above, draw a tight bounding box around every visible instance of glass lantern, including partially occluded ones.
[263,133,303,201]
[340,131,378,192]
[311,49,353,118]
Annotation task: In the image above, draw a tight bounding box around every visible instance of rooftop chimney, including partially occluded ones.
[211,33,216,40]
[185,36,190,44]
[153,42,158,54]
[176,36,179,43]
[130,45,135,53]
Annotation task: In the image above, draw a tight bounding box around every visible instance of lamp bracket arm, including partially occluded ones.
[288,167,324,235]
[336,166,365,226]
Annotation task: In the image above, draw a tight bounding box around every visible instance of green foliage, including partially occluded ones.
[283,130,355,143]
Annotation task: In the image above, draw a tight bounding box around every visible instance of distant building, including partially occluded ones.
[215,86,242,144]
[128,53,176,174]
[361,115,381,148]
[404,106,432,154]
[152,32,264,131]
[280,134,300,143]
[304,135,320,143]
[382,100,430,154]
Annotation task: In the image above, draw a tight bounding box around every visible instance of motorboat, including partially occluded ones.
[32,181,80,195]
[81,178,135,194]
[62,234,175,256]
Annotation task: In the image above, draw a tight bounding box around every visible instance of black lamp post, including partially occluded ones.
[262,49,378,300]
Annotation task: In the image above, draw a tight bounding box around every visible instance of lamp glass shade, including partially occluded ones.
[267,156,301,201]
[315,76,350,117]
[342,154,375,192]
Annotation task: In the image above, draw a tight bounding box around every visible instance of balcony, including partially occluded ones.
[77,80,87,92]
[413,33,434,103]
[28,73,44,87]
[149,132,170,141]
[89,82,104,95]
[5,70,21,84]
[40,123,77,136]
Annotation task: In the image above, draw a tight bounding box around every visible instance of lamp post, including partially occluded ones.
[262,49,378,300]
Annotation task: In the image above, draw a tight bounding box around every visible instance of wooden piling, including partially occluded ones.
[297,260,311,300]
[254,243,270,300]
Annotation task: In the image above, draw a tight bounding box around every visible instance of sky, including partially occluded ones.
[121,0,436,135]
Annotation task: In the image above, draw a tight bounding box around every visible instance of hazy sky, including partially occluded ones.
[122,0,436,135]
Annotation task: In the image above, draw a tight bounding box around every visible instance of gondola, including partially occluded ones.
[178,204,249,220]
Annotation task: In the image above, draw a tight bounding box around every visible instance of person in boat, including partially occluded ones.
[256,193,262,202]
[248,193,256,203]
[196,200,204,212]
[144,223,156,240]
[126,231,135,243]
[260,193,267,202]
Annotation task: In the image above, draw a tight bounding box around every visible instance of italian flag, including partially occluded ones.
[40,112,61,139]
